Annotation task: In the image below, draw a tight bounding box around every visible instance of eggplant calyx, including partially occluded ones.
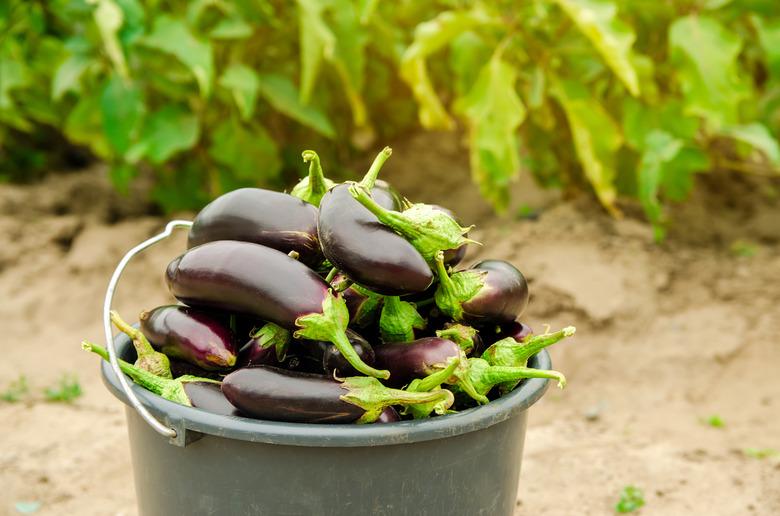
[358,146,393,190]
[250,322,291,362]
[291,150,335,206]
[379,296,426,343]
[295,293,390,379]
[403,357,461,419]
[482,326,576,368]
[348,185,476,262]
[433,252,485,321]
[349,285,384,328]
[468,357,567,399]
[114,310,172,379]
[339,376,454,423]
[436,324,478,353]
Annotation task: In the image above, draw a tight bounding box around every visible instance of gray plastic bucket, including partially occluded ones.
[101,332,552,516]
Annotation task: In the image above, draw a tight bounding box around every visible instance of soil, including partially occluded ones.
[1,132,779,516]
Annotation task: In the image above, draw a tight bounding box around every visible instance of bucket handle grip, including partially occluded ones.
[103,219,193,441]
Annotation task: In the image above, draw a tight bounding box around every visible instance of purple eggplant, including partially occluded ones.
[81,342,237,415]
[140,305,238,371]
[375,406,401,423]
[492,321,534,345]
[374,337,462,387]
[434,253,529,324]
[221,366,453,424]
[307,329,376,376]
[187,188,322,266]
[318,148,433,295]
[165,240,388,378]
[169,360,227,381]
[237,323,291,368]
[330,273,383,328]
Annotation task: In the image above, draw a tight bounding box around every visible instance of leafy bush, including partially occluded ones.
[1,0,779,235]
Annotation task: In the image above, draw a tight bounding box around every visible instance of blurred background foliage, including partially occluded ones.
[1,0,779,237]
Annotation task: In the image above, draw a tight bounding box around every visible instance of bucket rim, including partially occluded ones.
[101,331,552,447]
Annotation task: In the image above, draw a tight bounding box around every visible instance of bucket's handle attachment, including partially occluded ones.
[103,219,193,441]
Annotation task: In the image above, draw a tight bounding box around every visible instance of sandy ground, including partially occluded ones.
[1,134,779,515]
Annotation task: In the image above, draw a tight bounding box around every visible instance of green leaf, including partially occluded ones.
[257,73,335,138]
[64,94,111,158]
[455,55,526,211]
[449,31,491,97]
[660,147,709,202]
[669,16,750,128]
[100,75,145,155]
[210,17,253,39]
[552,79,622,213]
[209,119,281,180]
[721,123,780,165]
[553,0,639,96]
[401,10,493,130]
[753,16,780,82]
[140,15,214,97]
[108,162,137,194]
[92,0,129,79]
[297,0,336,103]
[622,98,700,150]
[328,0,367,126]
[219,64,259,120]
[51,54,91,101]
[139,105,199,164]
[0,59,29,110]
[637,130,683,240]
[615,485,645,513]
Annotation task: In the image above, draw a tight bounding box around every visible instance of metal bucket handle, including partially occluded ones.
[103,219,193,441]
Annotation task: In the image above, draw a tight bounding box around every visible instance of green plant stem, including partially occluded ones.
[358,146,392,189]
[110,311,172,378]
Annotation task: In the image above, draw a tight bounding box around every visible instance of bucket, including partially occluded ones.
[98,221,554,516]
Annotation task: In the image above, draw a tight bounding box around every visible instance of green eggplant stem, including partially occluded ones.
[339,376,453,423]
[379,295,425,343]
[358,146,392,190]
[291,150,335,206]
[333,277,353,293]
[436,324,478,352]
[482,326,576,368]
[250,323,291,362]
[110,310,172,379]
[324,267,339,283]
[466,357,566,402]
[404,357,461,419]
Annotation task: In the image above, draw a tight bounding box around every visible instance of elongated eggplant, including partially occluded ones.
[166,240,388,378]
[434,253,530,324]
[318,148,433,295]
[140,305,238,371]
[375,406,401,423]
[81,342,238,415]
[221,366,453,424]
[110,311,172,378]
[306,329,375,376]
[187,188,322,266]
[237,323,291,368]
[169,359,227,381]
[374,337,462,387]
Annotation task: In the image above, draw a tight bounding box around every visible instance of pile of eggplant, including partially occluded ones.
[83,147,576,424]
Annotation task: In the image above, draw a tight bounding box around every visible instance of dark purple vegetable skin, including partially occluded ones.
[307,329,375,376]
[140,305,238,371]
[464,260,529,323]
[375,406,401,423]
[237,338,283,368]
[318,184,433,295]
[187,188,322,266]
[374,337,460,387]
[493,321,533,344]
[169,359,227,381]
[166,241,329,329]
[182,381,242,417]
[222,366,365,423]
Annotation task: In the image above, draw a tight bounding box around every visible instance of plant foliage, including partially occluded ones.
[1,1,779,235]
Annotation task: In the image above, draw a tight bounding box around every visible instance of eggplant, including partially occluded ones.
[330,274,383,328]
[306,329,376,376]
[496,321,533,344]
[375,406,401,423]
[374,337,462,387]
[187,188,322,266]
[221,366,453,424]
[318,148,433,295]
[165,240,389,378]
[169,359,227,381]
[110,311,172,378]
[81,342,237,415]
[434,253,530,324]
[348,183,475,263]
[237,323,291,368]
[140,305,238,371]
[290,150,335,207]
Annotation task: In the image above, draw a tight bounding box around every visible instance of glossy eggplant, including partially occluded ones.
[236,323,291,368]
[374,337,461,387]
[110,311,172,378]
[493,321,534,345]
[375,406,401,423]
[140,305,238,371]
[81,342,234,414]
[187,188,322,266]
[307,329,376,376]
[165,240,388,378]
[318,148,433,295]
[221,366,453,424]
[434,253,530,324]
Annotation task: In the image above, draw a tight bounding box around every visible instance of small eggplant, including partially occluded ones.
[434,253,530,324]
[110,311,172,378]
[237,323,291,368]
[307,329,376,376]
[221,366,453,424]
[81,342,239,416]
[169,360,227,381]
[140,305,238,371]
[187,188,322,266]
[497,321,534,343]
[166,240,388,378]
[375,406,401,423]
[318,148,433,295]
[330,274,383,328]
[373,337,462,387]
[290,150,335,207]
[435,323,482,354]
[348,183,475,263]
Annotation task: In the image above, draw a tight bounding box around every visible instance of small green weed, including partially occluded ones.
[44,374,82,403]
[0,376,28,402]
[615,485,645,513]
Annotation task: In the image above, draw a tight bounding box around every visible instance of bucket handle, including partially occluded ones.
[103,219,193,441]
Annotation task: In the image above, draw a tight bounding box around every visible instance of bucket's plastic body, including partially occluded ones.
[102,332,552,516]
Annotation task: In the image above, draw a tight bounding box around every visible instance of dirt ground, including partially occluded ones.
[1,133,779,515]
